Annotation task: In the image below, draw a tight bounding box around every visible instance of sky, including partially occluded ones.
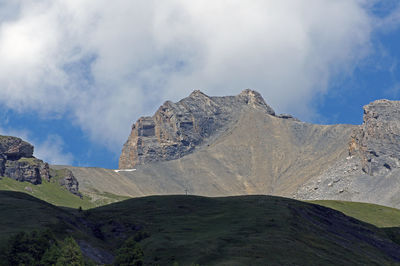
[0,0,399,169]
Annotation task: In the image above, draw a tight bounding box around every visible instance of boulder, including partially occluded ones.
[0,136,33,160]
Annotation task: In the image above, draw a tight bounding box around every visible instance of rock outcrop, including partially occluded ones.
[57,168,80,196]
[349,100,400,176]
[294,99,400,208]
[0,136,49,185]
[119,89,275,168]
[0,136,34,159]
[0,135,80,195]
[4,158,50,185]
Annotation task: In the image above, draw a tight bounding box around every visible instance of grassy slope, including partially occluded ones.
[0,191,74,248]
[310,200,400,228]
[0,176,95,209]
[0,175,130,209]
[87,195,400,265]
[1,191,400,265]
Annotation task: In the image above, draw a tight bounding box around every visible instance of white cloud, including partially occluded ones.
[0,0,396,151]
[32,135,74,165]
[0,127,73,165]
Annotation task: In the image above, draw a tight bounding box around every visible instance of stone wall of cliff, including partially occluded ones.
[119,89,276,168]
[349,100,400,176]
[0,135,80,195]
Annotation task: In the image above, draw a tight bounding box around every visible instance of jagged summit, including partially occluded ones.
[188,89,208,98]
[119,89,276,168]
[238,89,275,115]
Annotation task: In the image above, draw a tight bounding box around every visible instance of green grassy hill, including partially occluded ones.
[0,176,130,209]
[310,200,400,228]
[88,195,400,265]
[1,191,399,265]
[0,176,95,209]
[0,191,74,248]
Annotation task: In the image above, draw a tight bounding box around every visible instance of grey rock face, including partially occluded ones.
[0,135,80,196]
[0,136,33,159]
[4,158,49,185]
[0,136,49,185]
[295,99,400,208]
[350,100,400,176]
[58,169,81,197]
[119,89,276,168]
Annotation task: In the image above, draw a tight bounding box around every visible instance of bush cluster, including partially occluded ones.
[0,230,84,266]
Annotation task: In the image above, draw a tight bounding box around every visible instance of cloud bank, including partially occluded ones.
[0,0,397,151]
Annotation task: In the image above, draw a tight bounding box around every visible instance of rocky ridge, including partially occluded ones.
[68,90,353,202]
[294,99,400,207]
[65,92,400,208]
[119,89,277,168]
[0,135,80,196]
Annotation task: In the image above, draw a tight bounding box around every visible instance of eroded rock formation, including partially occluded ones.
[119,89,275,168]
[57,168,80,196]
[294,99,400,208]
[0,135,80,195]
[349,100,400,176]
[0,136,48,185]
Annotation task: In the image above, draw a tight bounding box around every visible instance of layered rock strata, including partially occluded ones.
[119,89,275,168]
[0,136,48,185]
[0,135,80,195]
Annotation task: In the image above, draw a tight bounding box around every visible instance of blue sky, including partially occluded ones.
[0,1,399,169]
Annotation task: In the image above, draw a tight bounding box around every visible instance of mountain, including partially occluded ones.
[61,90,356,200]
[53,90,400,209]
[119,89,276,168]
[2,91,400,264]
[1,191,400,265]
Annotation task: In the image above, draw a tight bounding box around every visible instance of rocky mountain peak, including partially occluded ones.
[349,99,400,175]
[238,89,275,115]
[189,89,209,98]
[119,90,276,168]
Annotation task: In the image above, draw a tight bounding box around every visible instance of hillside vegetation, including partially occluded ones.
[0,176,130,209]
[311,200,400,228]
[0,177,95,209]
[1,191,399,265]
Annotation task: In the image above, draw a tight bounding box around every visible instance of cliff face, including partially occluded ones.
[0,136,48,185]
[294,99,400,208]
[0,135,80,195]
[119,89,275,168]
[349,100,400,176]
